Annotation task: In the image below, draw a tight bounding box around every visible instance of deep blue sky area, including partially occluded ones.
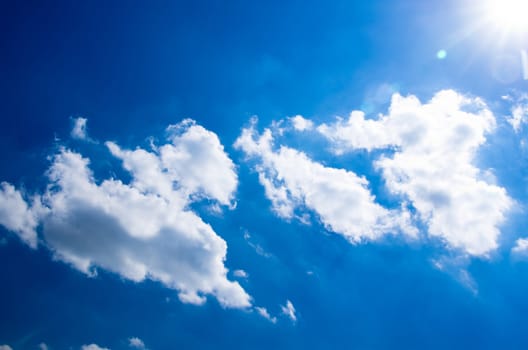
[1,1,528,349]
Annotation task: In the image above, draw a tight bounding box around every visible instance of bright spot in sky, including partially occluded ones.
[485,0,528,33]
[437,50,447,59]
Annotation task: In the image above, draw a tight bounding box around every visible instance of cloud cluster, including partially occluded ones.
[317,90,511,255]
[236,90,512,256]
[235,119,417,243]
[0,89,518,321]
[0,119,250,308]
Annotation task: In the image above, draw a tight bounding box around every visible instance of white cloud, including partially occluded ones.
[512,238,528,255]
[235,120,416,243]
[128,337,146,349]
[281,300,297,322]
[0,345,13,350]
[255,306,277,323]
[318,90,512,255]
[0,120,251,309]
[81,344,109,350]
[39,343,49,350]
[290,115,314,131]
[71,117,89,140]
[0,182,46,248]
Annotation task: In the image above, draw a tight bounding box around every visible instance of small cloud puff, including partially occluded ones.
[512,238,528,255]
[233,269,248,278]
[71,117,88,140]
[128,337,146,349]
[290,115,313,131]
[81,345,110,350]
[281,300,297,322]
[505,94,528,132]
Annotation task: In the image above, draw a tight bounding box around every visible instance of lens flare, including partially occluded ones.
[437,50,447,59]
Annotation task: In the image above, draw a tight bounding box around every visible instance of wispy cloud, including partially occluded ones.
[255,306,277,323]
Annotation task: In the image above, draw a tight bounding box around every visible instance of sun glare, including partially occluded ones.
[485,0,528,33]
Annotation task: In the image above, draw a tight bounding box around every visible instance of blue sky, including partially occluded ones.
[1,0,528,349]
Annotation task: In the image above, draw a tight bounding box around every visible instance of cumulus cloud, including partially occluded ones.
[318,90,512,255]
[81,344,109,350]
[235,119,416,243]
[0,119,250,309]
[281,300,297,322]
[0,345,13,350]
[255,306,277,323]
[128,337,146,349]
[39,343,49,350]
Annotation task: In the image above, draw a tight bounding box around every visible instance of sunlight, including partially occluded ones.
[485,0,528,33]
